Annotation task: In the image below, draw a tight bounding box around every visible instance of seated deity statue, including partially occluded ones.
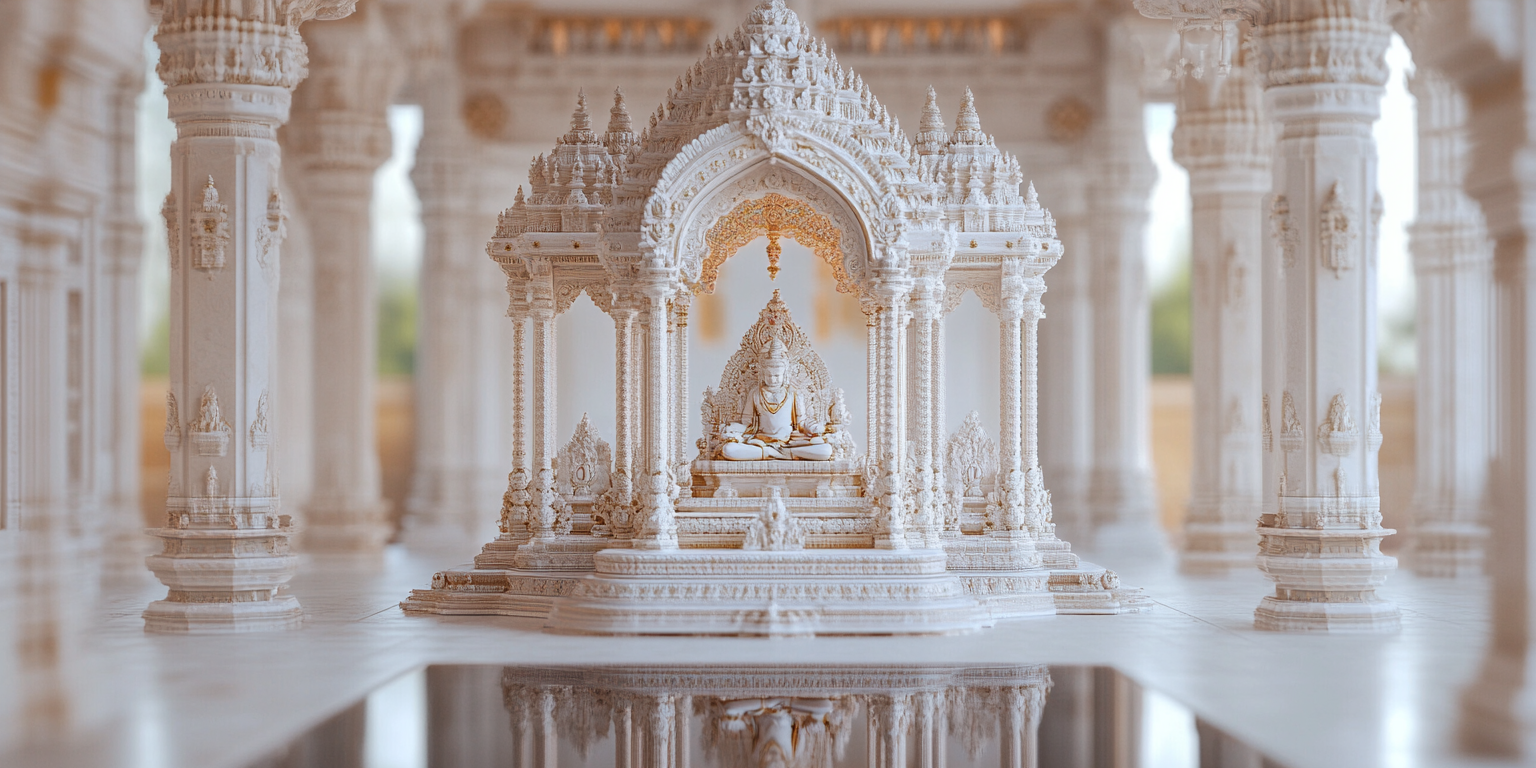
[718,338,834,461]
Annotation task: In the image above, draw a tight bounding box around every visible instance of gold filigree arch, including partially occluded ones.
[696,193,853,295]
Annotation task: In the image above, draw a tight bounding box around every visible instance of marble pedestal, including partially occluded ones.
[546,549,990,636]
[1254,526,1400,632]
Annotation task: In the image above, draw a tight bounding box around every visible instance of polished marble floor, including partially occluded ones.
[0,542,1515,768]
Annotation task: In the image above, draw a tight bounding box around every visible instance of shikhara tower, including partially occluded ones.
[402,0,1148,635]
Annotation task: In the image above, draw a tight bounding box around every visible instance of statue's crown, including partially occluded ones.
[757,337,790,368]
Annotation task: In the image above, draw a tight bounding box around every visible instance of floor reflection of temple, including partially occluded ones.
[247,664,1270,768]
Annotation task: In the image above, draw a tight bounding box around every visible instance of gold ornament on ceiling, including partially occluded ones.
[1045,97,1093,144]
[699,193,850,294]
[461,92,508,140]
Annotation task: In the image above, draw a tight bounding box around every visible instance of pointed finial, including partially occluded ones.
[1025,181,1038,205]
[514,186,525,205]
[951,87,987,145]
[915,85,949,156]
[564,89,595,144]
[608,87,632,134]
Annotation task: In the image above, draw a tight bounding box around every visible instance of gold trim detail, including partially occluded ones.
[698,194,851,295]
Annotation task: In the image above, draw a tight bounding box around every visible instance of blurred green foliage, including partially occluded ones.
[140,311,170,376]
[377,273,417,375]
[1150,263,1192,376]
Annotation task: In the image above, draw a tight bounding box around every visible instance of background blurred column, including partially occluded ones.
[1401,63,1493,578]
[100,69,149,573]
[1171,63,1270,573]
[1416,0,1536,755]
[284,1,403,552]
[144,0,358,631]
[1038,179,1094,547]
[1250,0,1399,632]
[1087,16,1163,555]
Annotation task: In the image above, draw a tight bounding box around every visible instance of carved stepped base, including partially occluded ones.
[1047,561,1153,615]
[512,535,611,571]
[689,459,863,498]
[1254,526,1400,632]
[545,549,992,636]
[401,569,581,618]
[143,527,304,633]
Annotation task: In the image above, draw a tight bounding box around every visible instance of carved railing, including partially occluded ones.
[528,15,713,56]
[819,16,1027,56]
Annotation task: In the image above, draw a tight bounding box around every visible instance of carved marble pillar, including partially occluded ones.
[868,694,910,768]
[911,279,940,547]
[524,286,559,546]
[1250,3,1399,632]
[995,274,1029,537]
[1038,183,1094,545]
[1171,66,1271,573]
[607,300,639,541]
[871,283,910,550]
[1021,275,1071,566]
[497,310,531,545]
[1415,0,1536,754]
[999,686,1046,768]
[671,296,691,496]
[636,694,677,768]
[1403,66,1493,578]
[285,3,400,552]
[633,282,678,550]
[1087,17,1162,552]
[144,0,358,632]
[931,307,953,540]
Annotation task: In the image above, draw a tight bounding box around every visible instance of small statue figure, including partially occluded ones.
[718,338,834,461]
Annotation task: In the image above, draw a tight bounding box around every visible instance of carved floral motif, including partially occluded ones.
[946,412,998,498]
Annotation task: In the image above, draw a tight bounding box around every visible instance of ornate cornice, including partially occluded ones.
[153,0,357,90]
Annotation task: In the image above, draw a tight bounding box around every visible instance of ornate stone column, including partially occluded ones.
[284,2,400,552]
[931,305,951,540]
[999,686,1046,768]
[1249,2,1399,631]
[1087,17,1162,553]
[671,296,691,497]
[1415,0,1536,754]
[523,274,560,547]
[1403,66,1493,578]
[870,282,910,550]
[1171,65,1270,573]
[1020,271,1071,566]
[604,298,640,541]
[995,271,1029,537]
[868,694,911,768]
[633,280,678,550]
[911,277,941,547]
[144,0,357,632]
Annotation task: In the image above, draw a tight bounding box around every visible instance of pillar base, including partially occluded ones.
[546,548,989,636]
[1457,651,1536,757]
[1254,525,1399,633]
[301,500,392,553]
[1179,520,1260,574]
[1408,522,1488,578]
[1253,594,1401,633]
[143,594,304,633]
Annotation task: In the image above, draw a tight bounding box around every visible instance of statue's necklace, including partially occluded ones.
[761,386,788,413]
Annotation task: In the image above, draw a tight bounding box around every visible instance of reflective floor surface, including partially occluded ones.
[244,664,1278,768]
[0,540,1517,768]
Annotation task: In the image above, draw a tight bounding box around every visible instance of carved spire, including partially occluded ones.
[915,85,948,156]
[952,87,987,146]
[563,89,597,145]
[604,88,636,156]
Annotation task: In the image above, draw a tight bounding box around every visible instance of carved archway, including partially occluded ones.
[696,193,852,295]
